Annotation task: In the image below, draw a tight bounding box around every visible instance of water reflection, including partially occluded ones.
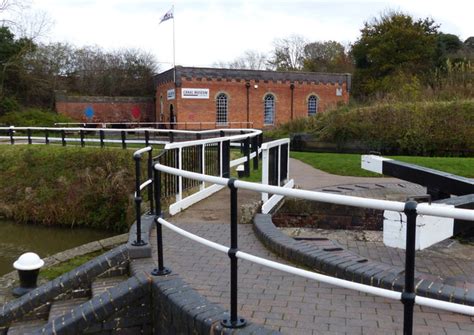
[0,220,113,275]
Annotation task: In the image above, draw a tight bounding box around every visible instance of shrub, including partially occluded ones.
[0,96,21,116]
[0,108,73,126]
[0,146,138,232]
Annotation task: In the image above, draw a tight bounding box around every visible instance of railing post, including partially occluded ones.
[168,131,174,143]
[151,166,171,276]
[45,129,49,145]
[121,131,126,149]
[402,200,417,335]
[132,154,146,246]
[222,178,246,328]
[9,126,14,145]
[61,129,66,146]
[244,136,250,177]
[222,140,230,178]
[27,128,32,145]
[145,130,150,147]
[252,136,259,170]
[80,129,84,147]
[99,130,105,148]
[147,148,154,214]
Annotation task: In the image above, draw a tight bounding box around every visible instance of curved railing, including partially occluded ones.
[142,139,474,333]
[0,126,261,148]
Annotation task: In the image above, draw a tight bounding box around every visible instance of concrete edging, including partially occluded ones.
[253,213,473,306]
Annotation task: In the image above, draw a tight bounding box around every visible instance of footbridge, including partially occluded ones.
[0,126,473,334]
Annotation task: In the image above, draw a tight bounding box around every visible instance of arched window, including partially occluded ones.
[264,94,275,125]
[216,93,228,125]
[308,95,318,116]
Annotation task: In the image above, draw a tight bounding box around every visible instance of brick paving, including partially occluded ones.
[287,159,474,287]
[151,185,474,334]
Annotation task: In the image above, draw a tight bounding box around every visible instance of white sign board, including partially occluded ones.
[182,88,209,99]
[167,89,175,100]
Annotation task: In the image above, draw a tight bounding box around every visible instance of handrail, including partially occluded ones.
[154,163,474,221]
[151,149,474,332]
[0,126,260,136]
[158,216,474,316]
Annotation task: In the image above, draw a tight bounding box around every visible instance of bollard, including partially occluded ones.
[12,252,44,297]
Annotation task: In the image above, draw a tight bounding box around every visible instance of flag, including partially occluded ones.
[159,7,173,24]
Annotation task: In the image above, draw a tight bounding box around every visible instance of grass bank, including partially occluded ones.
[267,99,474,156]
[290,152,474,177]
[0,145,138,232]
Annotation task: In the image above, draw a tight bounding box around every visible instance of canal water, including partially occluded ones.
[0,220,114,276]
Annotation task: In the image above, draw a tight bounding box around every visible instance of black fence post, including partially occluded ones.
[244,137,250,177]
[222,140,230,178]
[222,179,246,328]
[45,129,49,145]
[252,136,259,170]
[9,127,14,145]
[147,148,154,214]
[132,154,146,246]
[402,200,417,335]
[27,128,32,145]
[80,129,84,147]
[121,131,127,149]
[61,130,66,146]
[151,166,171,276]
[169,131,174,143]
[99,130,105,148]
[145,130,150,147]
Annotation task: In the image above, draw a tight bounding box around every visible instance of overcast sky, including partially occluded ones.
[26,0,474,72]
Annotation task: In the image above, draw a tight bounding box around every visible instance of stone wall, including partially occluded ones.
[272,199,383,230]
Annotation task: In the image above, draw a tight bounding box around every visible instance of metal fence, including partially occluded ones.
[135,135,474,334]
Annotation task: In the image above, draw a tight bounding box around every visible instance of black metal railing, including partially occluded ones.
[148,144,473,334]
[131,146,155,246]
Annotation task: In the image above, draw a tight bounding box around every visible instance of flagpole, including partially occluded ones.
[172,4,176,83]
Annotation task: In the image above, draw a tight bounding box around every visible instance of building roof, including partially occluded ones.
[155,66,351,91]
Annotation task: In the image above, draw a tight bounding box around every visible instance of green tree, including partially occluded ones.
[302,40,353,73]
[0,26,35,98]
[351,11,439,98]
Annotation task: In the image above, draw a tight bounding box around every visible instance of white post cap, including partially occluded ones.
[13,252,44,271]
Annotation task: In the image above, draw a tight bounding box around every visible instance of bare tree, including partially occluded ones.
[214,50,269,70]
[268,34,308,71]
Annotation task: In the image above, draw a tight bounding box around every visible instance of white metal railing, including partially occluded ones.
[261,138,294,213]
[158,216,473,315]
[152,162,474,325]
[161,129,262,215]
[155,164,474,221]
[54,121,254,130]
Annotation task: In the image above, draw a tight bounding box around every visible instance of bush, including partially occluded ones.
[317,100,474,156]
[0,146,138,232]
[0,108,73,126]
[269,100,474,156]
[0,96,21,116]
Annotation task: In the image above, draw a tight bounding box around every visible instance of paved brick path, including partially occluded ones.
[152,186,474,334]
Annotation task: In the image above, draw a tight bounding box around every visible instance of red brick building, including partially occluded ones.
[155,66,351,129]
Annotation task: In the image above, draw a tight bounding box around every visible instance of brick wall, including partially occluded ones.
[155,67,350,129]
[55,93,155,123]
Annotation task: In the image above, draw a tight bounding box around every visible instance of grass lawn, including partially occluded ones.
[290,152,474,178]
